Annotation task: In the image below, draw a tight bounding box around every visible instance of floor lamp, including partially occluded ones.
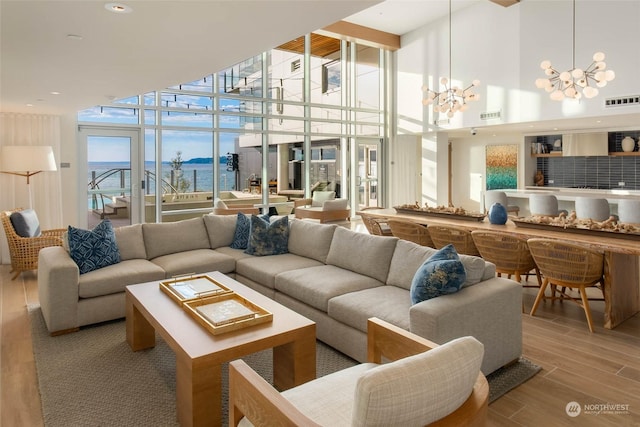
[0,145,58,209]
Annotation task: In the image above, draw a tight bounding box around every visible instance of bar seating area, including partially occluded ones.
[356,204,632,334]
[470,231,542,289]
[427,225,481,257]
[484,190,519,216]
[387,219,434,247]
[527,238,605,333]
[575,197,612,221]
[528,194,566,217]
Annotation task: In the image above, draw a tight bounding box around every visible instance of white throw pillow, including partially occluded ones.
[214,198,228,209]
[311,191,335,207]
[322,199,348,211]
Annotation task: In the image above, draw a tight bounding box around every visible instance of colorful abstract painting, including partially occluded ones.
[486,145,517,190]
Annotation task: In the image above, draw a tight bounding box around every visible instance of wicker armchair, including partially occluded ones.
[427,225,480,256]
[1,209,65,280]
[527,238,605,333]
[471,231,542,287]
[359,210,393,236]
[388,219,434,247]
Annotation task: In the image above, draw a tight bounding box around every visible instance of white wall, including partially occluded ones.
[450,131,527,213]
[395,0,640,210]
[60,113,80,226]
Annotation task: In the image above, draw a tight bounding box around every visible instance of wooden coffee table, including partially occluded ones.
[125,271,316,427]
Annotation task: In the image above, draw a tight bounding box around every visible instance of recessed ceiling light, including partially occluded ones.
[67,34,83,41]
[105,3,132,13]
[50,91,61,95]
[26,103,34,107]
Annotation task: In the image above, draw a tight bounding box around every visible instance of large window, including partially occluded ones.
[78,33,388,223]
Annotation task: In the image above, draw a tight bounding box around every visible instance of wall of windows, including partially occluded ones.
[78,33,390,222]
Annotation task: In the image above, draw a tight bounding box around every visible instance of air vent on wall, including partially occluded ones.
[480,110,502,120]
[291,59,301,72]
[604,95,640,107]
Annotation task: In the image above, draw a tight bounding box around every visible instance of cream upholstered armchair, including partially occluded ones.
[229,318,488,427]
[294,191,350,223]
[212,198,259,216]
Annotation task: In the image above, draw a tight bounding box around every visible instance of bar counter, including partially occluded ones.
[359,208,640,330]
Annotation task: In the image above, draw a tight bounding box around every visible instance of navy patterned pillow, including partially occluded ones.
[68,219,121,274]
[410,244,466,304]
[230,213,251,249]
[244,215,289,256]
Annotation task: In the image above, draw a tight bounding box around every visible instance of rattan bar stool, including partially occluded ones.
[359,211,393,236]
[427,225,480,256]
[471,231,542,287]
[527,238,605,333]
[388,219,434,247]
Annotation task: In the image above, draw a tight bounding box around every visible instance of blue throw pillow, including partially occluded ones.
[230,212,270,249]
[68,219,121,274]
[410,244,466,304]
[10,209,41,237]
[230,213,251,249]
[245,215,289,256]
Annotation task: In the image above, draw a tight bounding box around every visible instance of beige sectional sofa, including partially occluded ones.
[37,215,522,374]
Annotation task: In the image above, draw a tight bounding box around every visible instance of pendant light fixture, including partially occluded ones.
[535,0,615,101]
[422,0,480,118]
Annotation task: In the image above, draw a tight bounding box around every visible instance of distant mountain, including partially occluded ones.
[183,156,228,164]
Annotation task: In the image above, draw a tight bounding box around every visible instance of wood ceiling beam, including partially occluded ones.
[316,21,401,52]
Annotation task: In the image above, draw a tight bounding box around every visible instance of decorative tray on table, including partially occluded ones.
[394,204,486,222]
[159,274,233,305]
[511,216,640,241]
[183,292,273,335]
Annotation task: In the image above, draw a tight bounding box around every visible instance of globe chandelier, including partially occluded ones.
[535,0,615,101]
[422,0,480,118]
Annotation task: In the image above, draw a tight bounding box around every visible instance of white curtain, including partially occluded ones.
[0,113,63,264]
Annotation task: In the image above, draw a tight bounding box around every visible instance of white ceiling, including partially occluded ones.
[1,0,638,135]
[0,0,382,115]
[344,0,481,35]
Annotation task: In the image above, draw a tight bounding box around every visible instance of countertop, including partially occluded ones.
[502,187,640,202]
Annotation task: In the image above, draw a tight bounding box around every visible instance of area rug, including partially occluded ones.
[29,306,539,426]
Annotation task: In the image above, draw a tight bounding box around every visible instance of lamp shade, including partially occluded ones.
[0,146,57,172]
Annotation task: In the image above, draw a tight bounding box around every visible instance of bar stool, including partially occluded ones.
[529,194,566,217]
[484,190,519,216]
[575,197,611,221]
[388,219,434,247]
[617,199,640,224]
[527,238,604,333]
[471,231,542,288]
[427,225,480,256]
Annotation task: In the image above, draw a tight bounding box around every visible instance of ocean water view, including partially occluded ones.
[87,161,236,209]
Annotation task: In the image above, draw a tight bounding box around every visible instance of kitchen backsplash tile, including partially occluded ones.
[537,155,640,189]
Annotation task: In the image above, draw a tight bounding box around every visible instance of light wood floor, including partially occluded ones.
[2,265,640,426]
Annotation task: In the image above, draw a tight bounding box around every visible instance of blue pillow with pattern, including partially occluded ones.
[230,213,251,249]
[244,215,289,256]
[410,244,466,304]
[230,212,270,249]
[68,219,120,274]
